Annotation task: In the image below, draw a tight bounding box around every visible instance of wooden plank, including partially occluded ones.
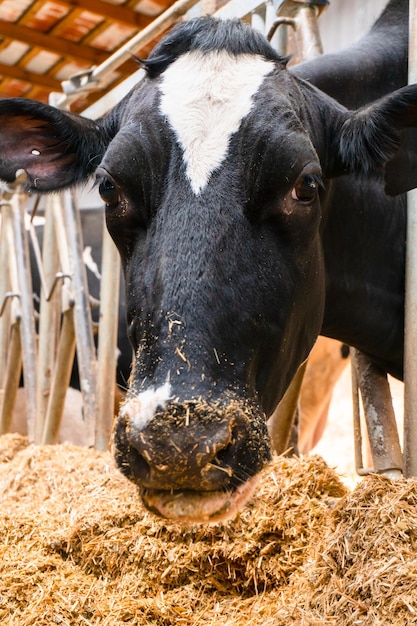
[0,18,111,64]
[64,0,156,28]
[51,7,104,42]
[0,59,61,89]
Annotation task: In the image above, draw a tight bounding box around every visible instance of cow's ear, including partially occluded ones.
[333,84,417,196]
[0,98,107,192]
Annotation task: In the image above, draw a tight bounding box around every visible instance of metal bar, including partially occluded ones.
[251,9,265,34]
[295,5,323,58]
[52,194,74,310]
[352,349,402,478]
[95,225,121,450]
[266,3,288,53]
[41,195,77,445]
[0,204,12,385]
[0,200,23,434]
[62,190,98,444]
[404,0,417,477]
[41,309,76,445]
[0,323,22,434]
[34,196,61,443]
[9,172,38,442]
[81,69,145,119]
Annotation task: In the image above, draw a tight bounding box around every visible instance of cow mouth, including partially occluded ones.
[140,475,259,523]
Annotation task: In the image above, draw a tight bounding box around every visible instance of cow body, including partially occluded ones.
[0,0,415,522]
[293,0,408,381]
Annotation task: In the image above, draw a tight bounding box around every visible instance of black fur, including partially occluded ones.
[141,16,288,78]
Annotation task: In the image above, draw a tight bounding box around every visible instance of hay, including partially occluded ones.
[287,475,417,625]
[0,434,416,625]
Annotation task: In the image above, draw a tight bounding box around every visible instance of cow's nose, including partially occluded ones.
[114,401,250,491]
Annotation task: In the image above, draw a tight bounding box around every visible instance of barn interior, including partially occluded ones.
[0,1,415,624]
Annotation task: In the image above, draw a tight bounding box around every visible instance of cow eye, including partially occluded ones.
[98,177,120,208]
[291,175,319,202]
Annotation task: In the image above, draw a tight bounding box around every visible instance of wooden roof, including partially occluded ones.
[0,0,181,111]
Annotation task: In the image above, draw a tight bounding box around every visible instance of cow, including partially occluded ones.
[0,0,414,522]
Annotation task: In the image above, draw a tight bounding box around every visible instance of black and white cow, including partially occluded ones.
[0,0,415,522]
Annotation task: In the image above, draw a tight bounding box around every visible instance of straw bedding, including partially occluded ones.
[1,433,416,625]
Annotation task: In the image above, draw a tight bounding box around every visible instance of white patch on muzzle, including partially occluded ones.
[121,381,173,431]
[158,50,274,195]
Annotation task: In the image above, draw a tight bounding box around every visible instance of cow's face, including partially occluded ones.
[100,49,326,521]
[0,17,415,522]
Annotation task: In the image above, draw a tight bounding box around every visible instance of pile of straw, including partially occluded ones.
[1,433,416,625]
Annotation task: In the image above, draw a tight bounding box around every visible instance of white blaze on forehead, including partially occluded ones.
[158,49,274,194]
[122,381,172,431]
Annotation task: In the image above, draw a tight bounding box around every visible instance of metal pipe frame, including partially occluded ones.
[61,190,98,446]
[404,0,417,477]
[34,196,61,443]
[351,349,402,479]
[8,172,38,442]
[0,199,22,434]
[95,226,121,451]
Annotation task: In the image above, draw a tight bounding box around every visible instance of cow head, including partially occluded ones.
[0,17,416,522]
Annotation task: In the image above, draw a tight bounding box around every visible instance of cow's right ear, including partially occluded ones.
[330,84,417,196]
[0,98,108,192]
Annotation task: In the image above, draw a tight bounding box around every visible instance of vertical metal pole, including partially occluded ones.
[295,5,323,58]
[352,349,402,477]
[9,173,38,441]
[0,323,22,433]
[34,196,61,443]
[95,225,121,450]
[42,309,76,444]
[251,8,266,34]
[41,194,77,444]
[0,201,22,433]
[404,0,417,477]
[62,189,98,445]
[0,206,12,384]
[266,2,288,54]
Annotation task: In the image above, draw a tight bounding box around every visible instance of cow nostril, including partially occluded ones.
[115,436,153,484]
[209,426,242,477]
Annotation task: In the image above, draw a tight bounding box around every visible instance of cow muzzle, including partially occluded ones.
[113,398,271,523]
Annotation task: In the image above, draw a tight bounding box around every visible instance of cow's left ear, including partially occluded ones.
[332,84,417,196]
[0,98,108,192]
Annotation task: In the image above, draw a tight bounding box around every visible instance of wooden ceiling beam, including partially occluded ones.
[0,19,110,64]
[0,61,61,90]
[63,0,155,29]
